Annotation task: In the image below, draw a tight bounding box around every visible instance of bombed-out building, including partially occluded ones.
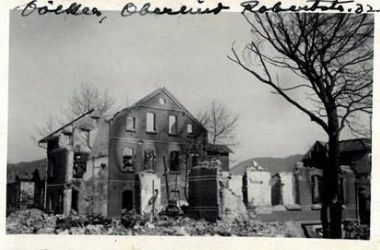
[302,138,371,224]
[230,138,371,223]
[38,88,232,217]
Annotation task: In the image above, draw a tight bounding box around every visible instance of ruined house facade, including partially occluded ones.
[39,88,231,217]
[231,138,370,223]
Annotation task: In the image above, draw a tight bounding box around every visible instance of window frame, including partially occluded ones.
[186,123,194,135]
[121,147,135,172]
[144,148,157,171]
[146,112,157,133]
[169,150,180,172]
[311,175,323,204]
[168,115,178,135]
[73,152,88,178]
[80,129,91,147]
[126,116,136,132]
[48,158,55,178]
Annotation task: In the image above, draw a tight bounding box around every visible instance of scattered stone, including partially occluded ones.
[5,208,308,237]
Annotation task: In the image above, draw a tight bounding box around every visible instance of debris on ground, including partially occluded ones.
[343,221,370,240]
[6,209,57,234]
[6,208,299,237]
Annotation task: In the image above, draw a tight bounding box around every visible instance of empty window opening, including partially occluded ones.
[293,174,300,205]
[126,116,136,132]
[339,176,345,204]
[169,115,178,134]
[311,175,323,204]
[190,154,198,168]
[122,147,134,172]
[146,112,156,132]
[170,151,180,172]
[71,189,79,213]
[144,149,156,171]
[48,158,55,178]
[73,152,88,178]
[48,193,53,212]
[80,130,90,147]
[56,191,64,214]
[271,178,283,206]
[187,124,193,134]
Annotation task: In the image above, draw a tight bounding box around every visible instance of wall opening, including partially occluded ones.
[71,188,79,213]
[169,151,180,172]
[122,190,134,212]
[73,152,88,178]
[271,177,283,206]
[293,174,300,205]
[47,193,53,211]
[311,175,323,204]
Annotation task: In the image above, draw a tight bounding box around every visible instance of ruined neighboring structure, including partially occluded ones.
[6,159,46,215]
[302,138,371,224]
[38,87,232,217]
[39,109,109,215]
[231,138,371,223]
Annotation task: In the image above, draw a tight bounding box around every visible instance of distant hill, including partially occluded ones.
[7,159,47,182]
[230,154,303,176]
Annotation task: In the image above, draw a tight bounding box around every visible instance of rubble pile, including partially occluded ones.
[6,209,57,234]
[6,209,302,237]
[343,221,370,240]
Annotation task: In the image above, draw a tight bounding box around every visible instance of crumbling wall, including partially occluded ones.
[229,175,243,198]
[221,184,247,220]
[138,172,161,214]
[188,167,220,221]
[340,166,356,206]
[244,169,271,209]
[7,182,20,214]
[46,149,68,214]
[107,175,136,217]
[295,166,313,208]
[278,172,295,207]
[20,182,35,209]
[70,156,109,216]
[188,163,247,222]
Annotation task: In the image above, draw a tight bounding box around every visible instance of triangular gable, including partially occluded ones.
[131,87,205,130]
[303,140,326,161]
[132,87,184,111]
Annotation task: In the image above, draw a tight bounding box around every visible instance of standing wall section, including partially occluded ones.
[188,167,220,222]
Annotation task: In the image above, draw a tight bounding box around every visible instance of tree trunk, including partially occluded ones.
[321,108,342,238]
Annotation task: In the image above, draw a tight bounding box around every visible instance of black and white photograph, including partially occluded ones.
[3,0,378,245]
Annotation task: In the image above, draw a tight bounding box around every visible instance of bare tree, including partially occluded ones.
[31,114,61,142]
[198,100,239,145]
[32,83,117,141]
[65,82,116,119]
[229,13,373,238]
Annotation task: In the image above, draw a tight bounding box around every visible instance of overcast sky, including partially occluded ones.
[7,11,371,164]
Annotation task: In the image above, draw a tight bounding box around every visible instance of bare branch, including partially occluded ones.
[197,100,239,145]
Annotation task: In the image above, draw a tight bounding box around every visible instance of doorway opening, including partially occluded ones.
[122,190,134,211]
[71,188,79,213]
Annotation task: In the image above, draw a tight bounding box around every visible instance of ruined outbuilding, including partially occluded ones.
[6,159,46,215]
